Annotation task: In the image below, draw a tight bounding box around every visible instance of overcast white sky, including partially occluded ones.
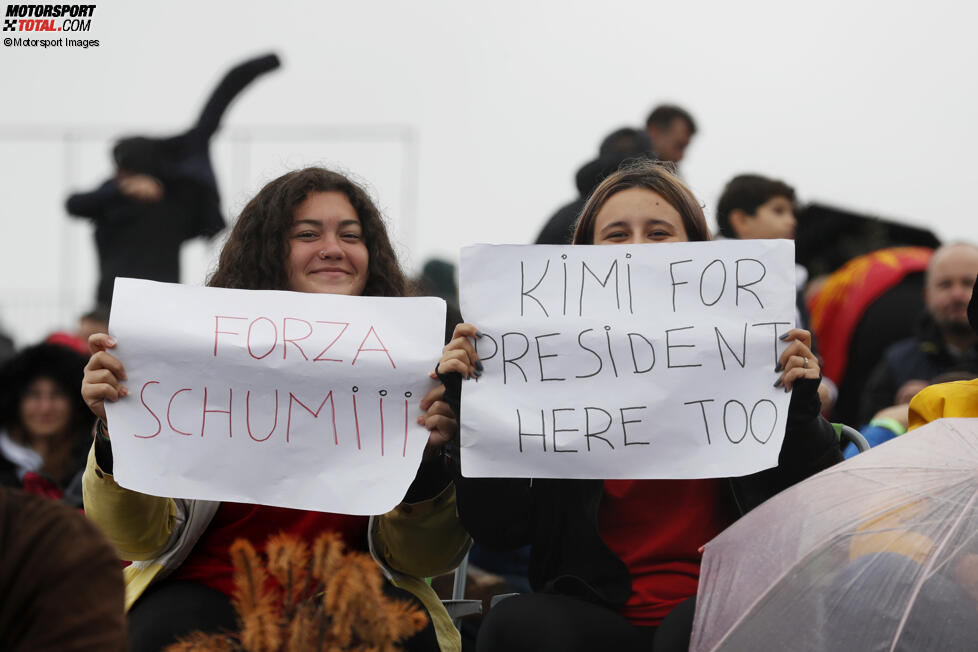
[2,0,976,344]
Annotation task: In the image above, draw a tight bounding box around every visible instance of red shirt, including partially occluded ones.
[598,479,732,626]
[171,502,369,596]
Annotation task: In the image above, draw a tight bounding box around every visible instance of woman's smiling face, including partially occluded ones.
[19,376,72,439]
[285,191,369,296]
[592,187,689,245]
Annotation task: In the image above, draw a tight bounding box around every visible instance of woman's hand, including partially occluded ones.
[434,323,482,380]
[81,333,128,426]
[118,174,164,202]
[418,384,457,461]
[775,329,820,392]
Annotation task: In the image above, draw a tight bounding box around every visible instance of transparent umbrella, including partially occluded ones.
[691,418,978,652]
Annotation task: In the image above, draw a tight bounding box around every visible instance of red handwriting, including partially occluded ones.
[136,381,162,438]
[247,318,277,360]
[286,391,337,444]
[212,316,394,368]
[167,387,194,436]
[403,399,409,457]
[313,321,350,362]
[282,318,312,360]
[246,389,278,442]
[135,382,413,455]
[202,387,232,438]
[214,316,247,356]
[380,396,385,456]
[352,392,362,450]
[352,326,395,368]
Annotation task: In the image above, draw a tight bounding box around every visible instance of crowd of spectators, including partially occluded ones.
[1,89,976,651]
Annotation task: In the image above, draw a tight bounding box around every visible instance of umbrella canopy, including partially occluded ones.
[691,418,978,652]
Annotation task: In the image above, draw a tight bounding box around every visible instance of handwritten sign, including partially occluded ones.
[458,240,797,479]
[104,279,446,515]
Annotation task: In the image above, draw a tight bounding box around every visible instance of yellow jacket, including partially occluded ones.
[908,379,978,430]
[82,444,470,651]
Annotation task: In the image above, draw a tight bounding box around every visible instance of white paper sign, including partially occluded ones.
[459,240,798,479]
[105,279,446,515]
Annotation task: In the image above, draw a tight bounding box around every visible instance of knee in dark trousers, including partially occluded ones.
[653,596,695,652]
[127,581,237,652]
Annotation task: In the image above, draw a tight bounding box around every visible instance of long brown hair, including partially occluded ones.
[573,160,710,245]
[209,167,409,297]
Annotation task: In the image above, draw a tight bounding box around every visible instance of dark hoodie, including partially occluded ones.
[535,128,654,245]
[66,53,281,305]
[860,307,978,423]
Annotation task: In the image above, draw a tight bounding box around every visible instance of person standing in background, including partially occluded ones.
[536,127,654,245]
[65,53,281,307]
[644,104,697,165]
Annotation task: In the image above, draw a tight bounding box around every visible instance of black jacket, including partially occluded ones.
[860,313,978,423]
[535,128,654,245]
[443,372,842,609]
[66,53,280,305]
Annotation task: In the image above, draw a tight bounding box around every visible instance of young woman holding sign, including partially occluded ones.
[435,161,843,652]
[81,168,467,652]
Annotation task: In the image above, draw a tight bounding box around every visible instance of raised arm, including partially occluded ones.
[191,52,281,141]
[758,329,842,499]
[79,333,177,560]
[65,179,122,220]
[437,323,537,550]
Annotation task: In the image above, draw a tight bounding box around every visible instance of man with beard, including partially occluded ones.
[907,274,978,427]
[860,243,978,424]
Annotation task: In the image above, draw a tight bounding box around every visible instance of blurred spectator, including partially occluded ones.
[0,343,93,506]
[66,53,281,306]
[715,174,805,322]
[536,127,654,245]
[0,329,12,366]
[907,274,978,429]
[807,247,932,425]
[644,104,697,165]
[716,174,797,241]
[41,307,113,357]
[78,306,110,343]
[44,332,88,356]
[0,487,126,651]
[861,243,978,423]
[415,258,463,343]
[843,370,975,458]
[536,106,695,246]
[716,174,836,413]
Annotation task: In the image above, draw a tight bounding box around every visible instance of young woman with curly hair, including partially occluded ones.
[81,167,467,652]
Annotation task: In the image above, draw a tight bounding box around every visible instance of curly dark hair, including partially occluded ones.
[0,343,92,439]
[573,160,710,245]
[208,167,410,297]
